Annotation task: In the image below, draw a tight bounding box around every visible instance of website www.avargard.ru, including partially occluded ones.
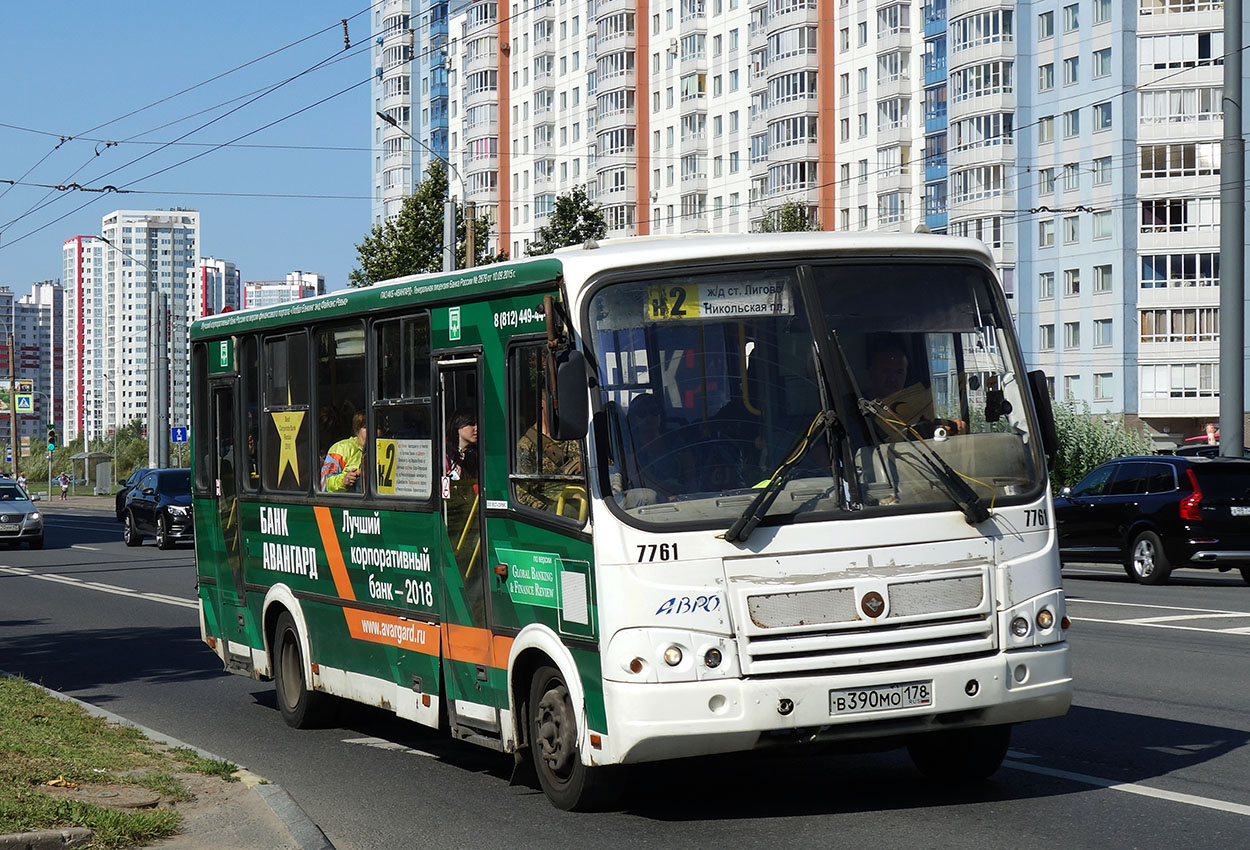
[359,617,422,646]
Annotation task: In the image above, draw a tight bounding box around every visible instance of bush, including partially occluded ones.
[1050,401,1156,493]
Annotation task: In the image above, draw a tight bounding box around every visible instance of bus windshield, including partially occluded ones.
[589,258,1043,528]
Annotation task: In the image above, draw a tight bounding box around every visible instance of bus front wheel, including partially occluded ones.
[273,611,331,729]
[528,665,620,811]
[907,724,1011,783]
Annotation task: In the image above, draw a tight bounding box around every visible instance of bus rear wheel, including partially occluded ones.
[273,611,331,729]
[907,724,1011,783]
[528,665,620,811]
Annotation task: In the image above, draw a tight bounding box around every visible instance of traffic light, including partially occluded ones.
[46,425,56,452]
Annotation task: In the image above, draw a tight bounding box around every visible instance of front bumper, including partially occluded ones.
[599,643,1071,764]
[0,516,42,540]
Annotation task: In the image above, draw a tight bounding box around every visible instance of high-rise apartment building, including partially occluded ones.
[0,283,64,458]
[242,271,326,309]
[374,0,1246,445]
[63,210,201,447]
[196,258,241,317]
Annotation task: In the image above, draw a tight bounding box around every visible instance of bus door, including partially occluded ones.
[209,380,252,670]
[437,356,507,738]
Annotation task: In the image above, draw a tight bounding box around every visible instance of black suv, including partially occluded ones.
[116,467,153,521]
[122,468,193,550]
[1054,455,1250,585]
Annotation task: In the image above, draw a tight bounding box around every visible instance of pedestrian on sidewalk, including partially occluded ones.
[17,473,27,493]
[57,472,69,500]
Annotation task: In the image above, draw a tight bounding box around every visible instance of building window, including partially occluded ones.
[1039,167,1055,193]
[1063,215,1080,244]
[1093,156,1112,185]
[1063,375,1080,401]
[1040,219,1055,247]
[1064,268,1081,295]
[1063,3,1078,31]
[1094,264,1113,292]
[1064,322,1081,349]
[1094,318,1113,346]
[1093,102,1112,130]
[1063,56,1079,85]
[1040,324,1056,350]
[1063,163,1079,191]
[858,205,869,229]
[1039,63,1054,92]
[1094,373,1113,400]
[1038,11,1054,38]
[1063,109,1080,137]
[1039,271,1055,299]
[1094,0,1111,22]
[1093,210,1112,239]
[1140,363,1219,399]
[1039,116,1054,143]
[1094,48,1111,78]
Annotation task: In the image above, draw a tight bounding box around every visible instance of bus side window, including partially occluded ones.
[372,315,434,501]
[315,322,368,495]
[509,343,587,522]
[263,332,311,492]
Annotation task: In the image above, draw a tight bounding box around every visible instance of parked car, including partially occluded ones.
[122,468,193,550]
[1170,444,1250,458]
[0,480,43,549]
[115,467,153,521]
[1054,455,1250,585]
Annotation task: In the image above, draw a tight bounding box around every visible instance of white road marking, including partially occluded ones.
[71,544,101,551]
[1004,759,1250,817]
[1067,598,1250,635]
[0,565,196,609]
[342,736,436,758]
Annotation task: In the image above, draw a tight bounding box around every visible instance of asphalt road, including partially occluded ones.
[3,505,1250,850]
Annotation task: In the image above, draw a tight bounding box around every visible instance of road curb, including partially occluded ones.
[0,828,92,849]
[0,672,335,850]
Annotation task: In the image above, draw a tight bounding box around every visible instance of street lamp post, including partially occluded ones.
[376,111,471,272]
[104,373,118,490]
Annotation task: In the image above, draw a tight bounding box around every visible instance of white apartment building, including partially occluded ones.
[195,258,240,317]
[15,282,64,447]
[241,271,326,310]
[63,210,201,445]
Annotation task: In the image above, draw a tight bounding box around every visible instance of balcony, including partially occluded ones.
[1139,395,1219,419]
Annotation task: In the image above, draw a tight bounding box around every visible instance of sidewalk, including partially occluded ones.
[0,682,335,850]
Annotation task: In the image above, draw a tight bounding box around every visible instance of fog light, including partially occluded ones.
[1014,664,1028,683]
[663,646,683,666]
[1036,609,1055,630]
[704,648,723,668]
[1011,616,1030,638]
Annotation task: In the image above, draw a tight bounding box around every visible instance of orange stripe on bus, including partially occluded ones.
[343,609,440,655]
[313,505,356,600]
[442,622,515,667]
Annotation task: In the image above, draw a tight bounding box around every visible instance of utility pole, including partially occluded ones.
[1219,0,1245,456]
[465,201,477,270]
[5,324,15,478]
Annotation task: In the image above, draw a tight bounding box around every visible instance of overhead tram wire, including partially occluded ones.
[0,0,569,250]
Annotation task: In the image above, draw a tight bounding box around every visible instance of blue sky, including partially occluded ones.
[0,2,376,297]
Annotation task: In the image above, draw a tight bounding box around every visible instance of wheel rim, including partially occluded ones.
[279,631,302,710]
[157,519,166,545]
[1134,539,1155,577]
[535,680,576,784]
[124,517,134,543]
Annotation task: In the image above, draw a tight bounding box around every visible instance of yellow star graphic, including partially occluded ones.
[270,411,306,486]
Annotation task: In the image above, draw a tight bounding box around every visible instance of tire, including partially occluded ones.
[273,611,332,729]
[123,512,143,547]
[28,535,43,550]
[1127,530,1171,585]
[528,665,620,811]
[156,515,174,550]
[908,724,1011,783]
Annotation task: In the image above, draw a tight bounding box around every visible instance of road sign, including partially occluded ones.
[14,394,32,413]
[20,437,29,458]
[171,426,188,443]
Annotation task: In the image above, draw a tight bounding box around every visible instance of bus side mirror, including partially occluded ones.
[546,348,589,441]
[1028,369,1059,466]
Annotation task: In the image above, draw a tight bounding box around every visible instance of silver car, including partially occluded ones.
[0,482,43,548]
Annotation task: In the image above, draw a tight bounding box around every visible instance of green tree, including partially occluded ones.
[1050,401,1156,492]
[349,161,506,287]
[755,200,817,232]
[525,186,606,256]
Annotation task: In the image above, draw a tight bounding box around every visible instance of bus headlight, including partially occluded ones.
[606,628,739,683]
[1003,590,1067,649]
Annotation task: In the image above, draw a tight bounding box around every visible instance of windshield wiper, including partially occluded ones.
[859,398,991,525]
[723,410,834,544]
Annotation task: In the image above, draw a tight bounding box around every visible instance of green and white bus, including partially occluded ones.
[192,233,1071,810]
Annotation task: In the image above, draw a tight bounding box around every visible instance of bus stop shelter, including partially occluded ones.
[70,451,113,495]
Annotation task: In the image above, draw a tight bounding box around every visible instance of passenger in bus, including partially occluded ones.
[516,407,583,515]
[320,412,367,492]
[445,409,479,481]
